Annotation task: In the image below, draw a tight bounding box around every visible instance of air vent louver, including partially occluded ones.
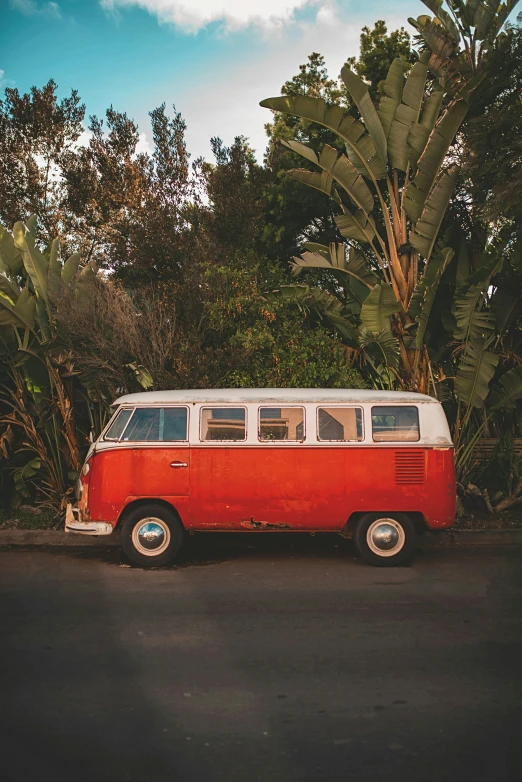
[395,450,425,485]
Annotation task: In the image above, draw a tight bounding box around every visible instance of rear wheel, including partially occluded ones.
[353,513,415,567]
[121,504,183,567]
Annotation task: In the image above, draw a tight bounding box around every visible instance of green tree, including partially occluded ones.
[346,20,415,97]
[0,80,85,238]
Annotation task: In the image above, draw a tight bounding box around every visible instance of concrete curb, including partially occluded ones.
[1,528,522,547]
[419,529,522,546]
[0,530,121,546]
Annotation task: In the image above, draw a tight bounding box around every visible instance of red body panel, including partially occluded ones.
[88,447,189,522]
[85,444,455,531]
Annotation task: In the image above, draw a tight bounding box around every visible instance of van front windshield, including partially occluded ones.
[106,407,188,442]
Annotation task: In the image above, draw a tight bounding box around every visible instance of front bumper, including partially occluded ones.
[65,504,113,536]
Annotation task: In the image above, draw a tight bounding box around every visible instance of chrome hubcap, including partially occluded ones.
[132,517,171,557]
[367,518,405,557]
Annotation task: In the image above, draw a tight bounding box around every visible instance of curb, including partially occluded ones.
[0,528,522,548]
[419,529,522,546]
[0,530,121,547]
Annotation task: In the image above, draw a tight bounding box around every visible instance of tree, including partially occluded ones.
[346,20,415,97]
[461,21,522,227]
[0,80,85,239]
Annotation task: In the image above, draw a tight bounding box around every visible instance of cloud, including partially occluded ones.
[9,0,61,17]
[0,70,16,90]
[100,0,321,33]
[172,4,412,161]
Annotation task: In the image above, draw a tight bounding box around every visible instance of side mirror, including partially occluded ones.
[89,431,94,444]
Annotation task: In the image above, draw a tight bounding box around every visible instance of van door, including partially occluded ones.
[119,406,190,497]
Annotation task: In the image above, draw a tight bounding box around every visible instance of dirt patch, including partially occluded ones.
[0,507,57,531]
[455,507,522,530]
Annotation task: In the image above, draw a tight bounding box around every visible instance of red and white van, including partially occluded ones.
[65,389,455,567]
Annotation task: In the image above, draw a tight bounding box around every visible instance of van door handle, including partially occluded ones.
[170,461,188,468]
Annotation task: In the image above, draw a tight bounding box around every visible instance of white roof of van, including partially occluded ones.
[113,388,438,406]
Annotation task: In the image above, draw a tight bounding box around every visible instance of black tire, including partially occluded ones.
[353,513,415,567]
[120,504,184,567]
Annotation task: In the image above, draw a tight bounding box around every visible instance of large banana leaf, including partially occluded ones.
[0,272,21,300]
[455,337,499,407]
[358,325,400,369]
[13,221,50,305]
[409,165,458,259]
[334,208,377,244]
[408,15,459,87]
[291,243,377,289]
[360,282,401,333]
[387,55,429,171]
[408,85,444,170]
[260,95,387,180]
[404,101,468,222]
[453,290,496,342]
[378,58,404,139]
[0,288,36,330]
[61,252,82,287]
[408,245,454,348]
[420,0,460,40]
[286,169,341,205]
[487,366,522,410]
[282,141,374,214]
[340,66,388,170]
[0,227,23,276]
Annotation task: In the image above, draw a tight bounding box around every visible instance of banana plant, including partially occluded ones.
[0,218,88,347]
[408,0,520,93]
[0,217,153,513]
[261,53,469,392]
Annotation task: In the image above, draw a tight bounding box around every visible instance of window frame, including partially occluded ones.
[257,405,306,443]
[316,405,365,443]
[371,404,420,443]
[103,405,190,443]
[199,405,248,443]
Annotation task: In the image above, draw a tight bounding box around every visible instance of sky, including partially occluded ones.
[3,0,427,161]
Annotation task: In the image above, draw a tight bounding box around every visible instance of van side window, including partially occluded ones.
[122,407,188,442]
[259,407,305,441]
[201,408,246,441]
[105,408,133,440]
[317,407,363,441]
[371,406,419,442]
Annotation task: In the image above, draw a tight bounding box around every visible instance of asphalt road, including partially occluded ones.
[1,536,522,782]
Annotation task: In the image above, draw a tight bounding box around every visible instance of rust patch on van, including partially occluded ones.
[241,518,291,530]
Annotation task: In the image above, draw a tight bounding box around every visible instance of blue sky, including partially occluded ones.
[3,0,435,160]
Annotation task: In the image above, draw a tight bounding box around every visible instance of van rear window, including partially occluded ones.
[259,407,305,441]
[371,406,419,442]
[111,407,188,442]
[201,408,246,441]
[317,407,363,441]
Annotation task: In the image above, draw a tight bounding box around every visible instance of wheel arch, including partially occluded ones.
[116,498,185,530]
[342,511,427,538]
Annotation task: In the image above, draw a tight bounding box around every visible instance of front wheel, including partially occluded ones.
[353,513,415,567]
[121,504,184,567]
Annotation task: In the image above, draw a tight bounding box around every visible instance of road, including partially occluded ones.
[1,536,521,782]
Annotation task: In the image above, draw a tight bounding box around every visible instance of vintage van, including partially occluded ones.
[65,389,455,567]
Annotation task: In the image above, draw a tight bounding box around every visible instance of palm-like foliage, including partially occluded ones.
[409,0,520,93]
[261,53,467,391]
[0,217,152,512]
